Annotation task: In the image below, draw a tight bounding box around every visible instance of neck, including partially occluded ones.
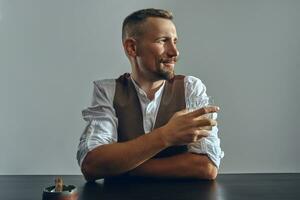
[131,73,165,100]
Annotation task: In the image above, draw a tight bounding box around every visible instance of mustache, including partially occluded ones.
[160,56,180,63]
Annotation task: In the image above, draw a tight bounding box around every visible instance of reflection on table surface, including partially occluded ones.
[81,177,224,200]
[1,174,299,200]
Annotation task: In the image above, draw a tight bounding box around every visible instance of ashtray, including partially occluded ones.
[42,177,78,200]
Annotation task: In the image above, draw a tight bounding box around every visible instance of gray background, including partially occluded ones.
[0,0,299,175]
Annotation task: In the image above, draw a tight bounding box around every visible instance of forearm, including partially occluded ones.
[81,128,167,181]
[128,152,218,180]
[80,106,220,181]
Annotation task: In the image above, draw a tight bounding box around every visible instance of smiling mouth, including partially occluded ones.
[163,62,175,65]
[162,62,175,69]
[161,57,177,64]
[161,60,176,65]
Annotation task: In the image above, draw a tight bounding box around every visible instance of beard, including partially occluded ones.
[156,64,175,80]
[138,56,178,81]
[155,56,178,80]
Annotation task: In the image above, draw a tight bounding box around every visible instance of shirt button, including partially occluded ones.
[146,107,151,114]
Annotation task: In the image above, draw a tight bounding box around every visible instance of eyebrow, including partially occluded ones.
[155,36,178,41]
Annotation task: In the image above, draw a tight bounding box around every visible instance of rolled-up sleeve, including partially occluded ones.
[188,126,224,168]
[185,76,224,168]
[76,80,117,167]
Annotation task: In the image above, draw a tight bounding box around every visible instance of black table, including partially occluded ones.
[1,174,299,200]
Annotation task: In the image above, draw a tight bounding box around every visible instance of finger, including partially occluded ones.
[193,130,210,141]
[188,106,220,118]
[175,108,189,116]
[196,129,210,137]
[193,135,198,142]
[192,118,217,127]
[194,113,217,120]
[200,126,213,131]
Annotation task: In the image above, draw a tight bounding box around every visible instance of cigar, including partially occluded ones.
[55,177,63,192]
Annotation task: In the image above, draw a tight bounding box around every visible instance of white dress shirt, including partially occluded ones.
[77,75,224,168]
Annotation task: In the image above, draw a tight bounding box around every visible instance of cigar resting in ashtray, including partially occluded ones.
[55,177,63,192]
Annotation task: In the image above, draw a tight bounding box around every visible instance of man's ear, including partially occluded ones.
[123,38,137,57]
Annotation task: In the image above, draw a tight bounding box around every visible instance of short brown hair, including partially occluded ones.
[122,8,173,42]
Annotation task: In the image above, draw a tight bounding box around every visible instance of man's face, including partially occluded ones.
[135,17,179,81]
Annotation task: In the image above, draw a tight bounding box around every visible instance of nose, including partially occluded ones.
[167,41,179,58]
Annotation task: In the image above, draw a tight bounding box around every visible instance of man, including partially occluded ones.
[77,8,224,181]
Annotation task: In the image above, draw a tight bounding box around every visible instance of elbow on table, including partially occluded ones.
[205,163,218,180]
[81,161,97,182]
[197,159,218,180]
[80,156,105,182]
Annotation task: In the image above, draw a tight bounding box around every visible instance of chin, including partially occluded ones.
[151,64,175,81]
[159,71,175,80]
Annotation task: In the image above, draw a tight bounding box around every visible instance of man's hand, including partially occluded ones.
[129,152,218,180]
[81,106,220,181]
[160,106,219,146]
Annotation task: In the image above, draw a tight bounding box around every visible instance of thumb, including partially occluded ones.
[175,108,189,116]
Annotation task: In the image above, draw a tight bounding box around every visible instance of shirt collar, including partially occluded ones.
[130,75,165,101]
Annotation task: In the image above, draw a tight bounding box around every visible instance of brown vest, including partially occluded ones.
[113,73,187,158]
